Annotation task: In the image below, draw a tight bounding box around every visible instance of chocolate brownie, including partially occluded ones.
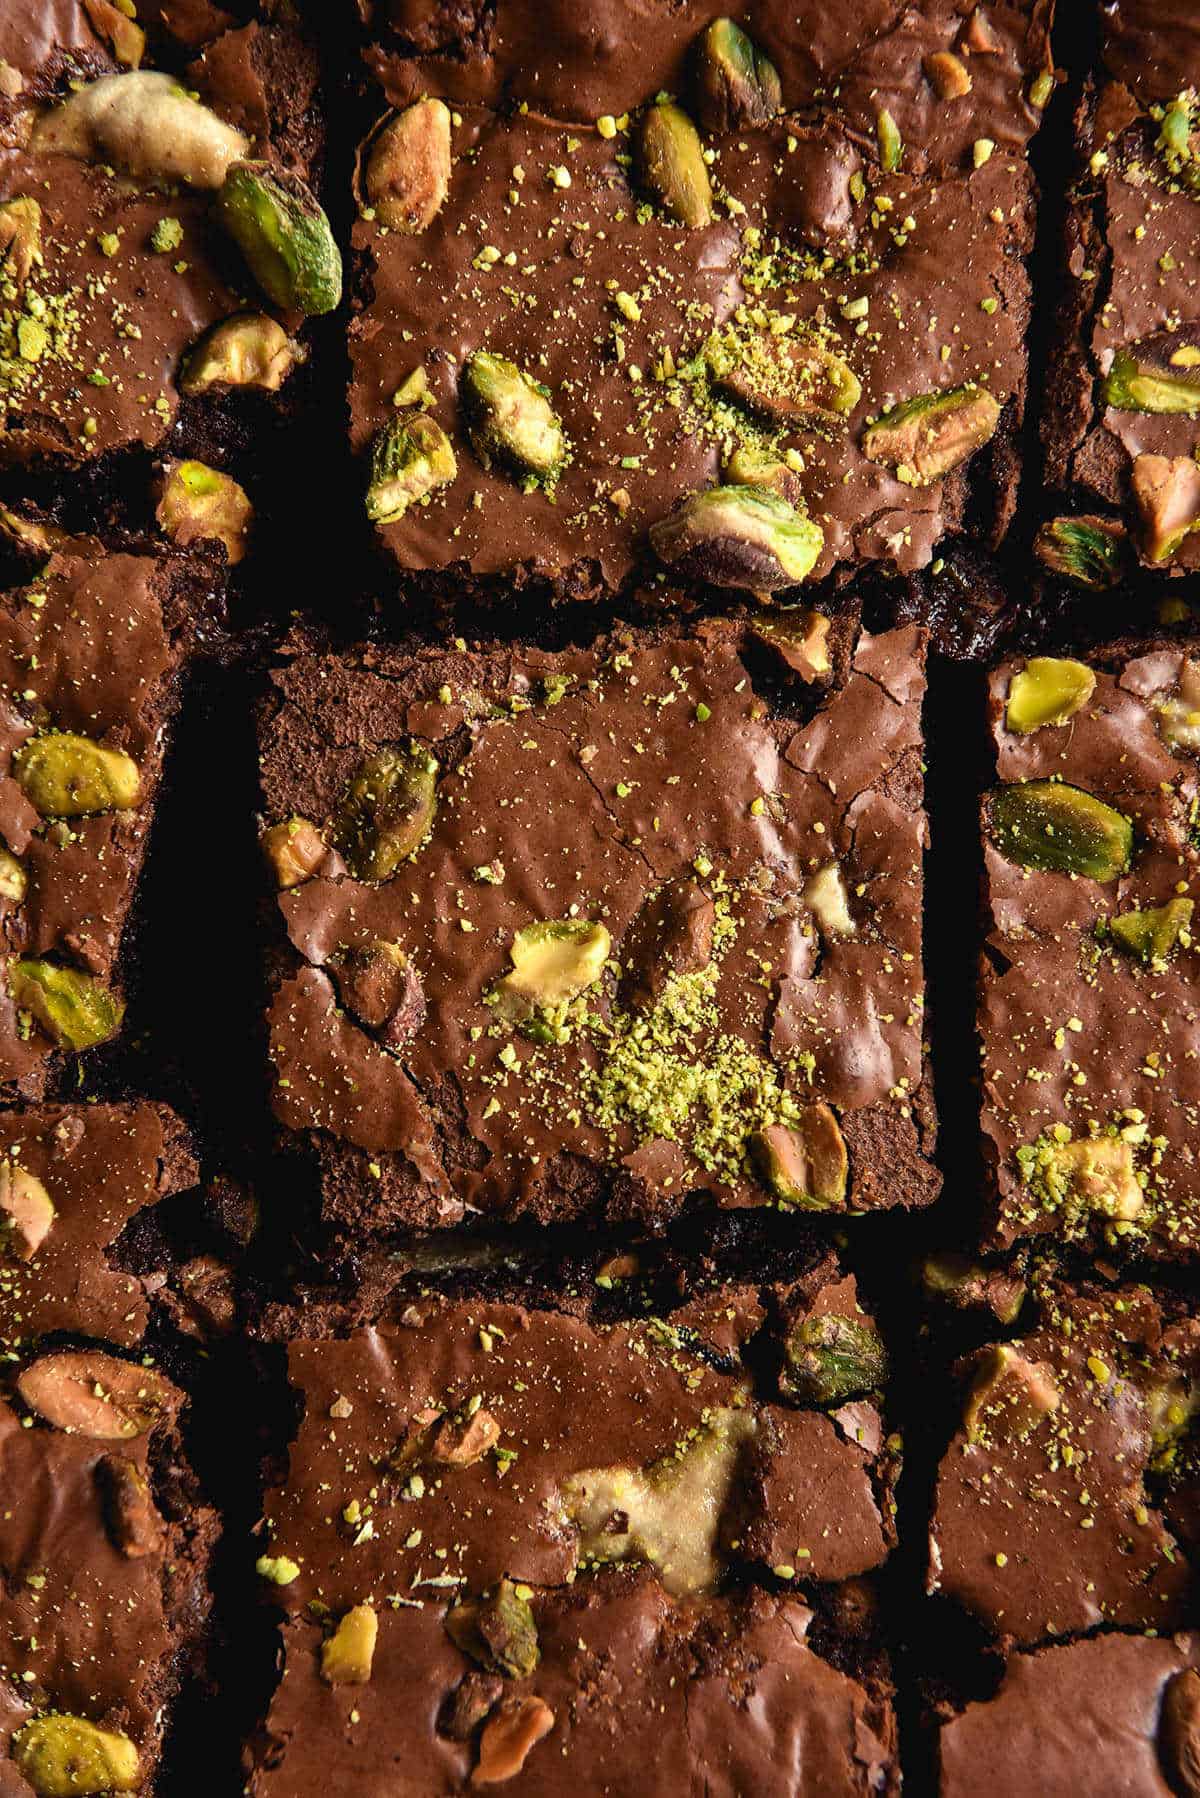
[928,1278,1198,1646]
[979,646,1200,1261]
[260,616,938,1238]
[938,1631,1200,1797]
[350,9,1040,595]
[247,1266,898,1793]
[0,1344,217,1797]
[0,544,211,1094]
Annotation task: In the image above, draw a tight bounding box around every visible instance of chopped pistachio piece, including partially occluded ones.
[9,959,124,1050]
[494,919,610,1040]
[462,350,565,485]
[924,51,972,99]
[862,384,1001,483]
[693,19,781,132]
[14,732,139,816]
[0,196,42,288]
[445,1579,540,1679]
[1157,658,1200,753]
[649,484,823,591]
[214,160,342,316]
[33,70,247,188]
[474,1696,555,1785]
[156,459,252,564]
[638,99,714,228]
[12,1716,140,1797]
[1033,514,1125,588]
[722,443,802,507]
[920,1252,1026,1326]
[803,861,855,937]
[364,98,452,233]
[333,744,438,881]
[1026,1133,1144,1223]
[707,328,860,425]
[1158,91,1200,191]
[321,1604,378,1685]
[1004,657,1095,734]
[82,0,145,67]
[1104,342,1200,414]
[1109,897,1193,963]
[749,610,832,681]
[1131,453,1200,562]
[876,108,902,171]
[748,1105,848,1209]
[0,847,24,902]
[963,1343,1060,1444]
[0,1159,54,1261]
[989,781,1133,881]
[782,1311,888,1405]
[261,816,329,890]
[1143,1376,1199,1472]
[366,413,457,523]
[181,313,303,395]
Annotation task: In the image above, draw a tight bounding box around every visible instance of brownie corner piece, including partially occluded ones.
[260,613,937,1239]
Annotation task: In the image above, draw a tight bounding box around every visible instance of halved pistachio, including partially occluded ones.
[493,920,610,1040]
[707,329,860,425]
[963,1343,1060,1445]
[1159,1669,1200,1798]
[1132,453,1200,562]
[445,1579,540,1680]
[0,847,24,902]
[876,108,902,172]
[722,443,802,507]
[11,1716,140,1797]
[156,459,252,564]
[1109,897,1193,964]
[321,1604,378,1685]
[1104,340,1200,414]
[748,1104,848,1209]
[82,0,145,67]
[749,609,832,681]
[924,51,972,99]
[364,98,452,233]
[0,197,42,289]
[474,1696,555,1785]
[1033,514,1125,588]
[33,70,248,188]
[14,732,139,816]
[333,744,438,881]
[1157,658,1200,752]
[17,1350,172,1438]
[649,484,823,591]
[989,781,1133,881]
[366,413,457,523]
[0,1159,54,1261]
[639,99,714,228]
[1004,657,1095,734]
[181,313,303,395]
[332,940,425,1048]
[693,19,782,132]
[862,384,1001,484]
[214,161,342,316]
[8,959,124,1050]
[781,1311,888,1405]
[261,816,329,889]
[920,1252,1026,1326]
[462,351,565,486]
[1034,1134,1144,1222]
[803,861,855,937]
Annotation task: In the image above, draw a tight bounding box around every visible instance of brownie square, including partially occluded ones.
[0,546,206,1094]
[979,646,1200,1261]
[928,1277,1197,1646]
[261,616,938,1238]
[0,1346,217,1797]
[0,1102,196,1355]
[248,1264,898,1793]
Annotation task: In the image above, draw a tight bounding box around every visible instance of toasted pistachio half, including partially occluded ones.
[1132,453,1200,562]
[33,70,248,188]
[1033,513,1125,588]
[321,1604,378,1685]
[707,328,860,426]
[493,919,610,1041]
[14,732,139,816]
[693,19,782,132]
[1109,897,1193,964]
[367,414,457,523]
[334,744,438,881]
[920,1251,1026,1326]
[748,1104,848,1209]
[9,960,124,1050]
[862,384,1001,483]
[474,1696,556,1786]
[0,847,24,902]
[261,816,329,889]
[1159,1668,1200,1798]
[0,197,42,289]
[649,484,824,591]
[1104,340,1200,414]
[445,1579,540,1680]
[156,459,252,564]
[181,313,303,395]
[0,1159,54,1261]
[462,351,565,486]
[963,1343,1060,1445]
[215,161,342,316]
[989,781,1133,881]
[1004,657,1095,734]
[11,1716,140,1797]
[17,1350,172,1438]
[639,99,714,227]
[782,1311,888,1405]
[364,98,452,233]
[1032,1134,1144,1223]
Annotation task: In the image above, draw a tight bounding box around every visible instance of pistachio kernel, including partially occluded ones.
[1156,658,1200,752]
[333,744,439,881]
[493,919,610,1040]
[181,313,303,395]
[0,1159,54,1261]
[1131,453,1200,562]
[803,861,855,937]
[11,1716,140,1797]
[749,610,832,681]
[989,781,1133,881]
[1104,337,1200,414]
[692,19,782,133]
[98,1453,163,1558]
[782,1311,888,1405]
[156,459,253,564]
[862,384,1001,483]
[9,959,125,1050]
[472,1696,555,1787]
[1033,514,1126,588]
[1004,657,1096,734]
[0,196,42,288]
[707,329,860,426]
[924,51,972,99]
[364,98,452,233]
[33,70,247,188]
[649,484,824,592]
[1031,1134,1144,1223]
[748,1105,848,1209]
[17,1350,173,1438]
[462,351,565,486]
[214,160,342,316]
[366,413,457,523]
[963,1344,1060,1444]
[321,1604,378,1685]
[722,443,803,508]
[638,98,714,228]
[1109,897,1193,964]
[332,940,425,1048]
[261,816,330,890]
[82,0,145,67]
[445,1579,540,1680]
[14,732,139,816]
[920,1252,1027,1326]
[0,847,25,903]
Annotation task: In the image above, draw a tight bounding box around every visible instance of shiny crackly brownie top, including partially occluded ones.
[261,618,936,1233]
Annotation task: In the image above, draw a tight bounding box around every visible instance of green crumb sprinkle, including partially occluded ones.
[150,217,184,254]
[256,1554,301,1585]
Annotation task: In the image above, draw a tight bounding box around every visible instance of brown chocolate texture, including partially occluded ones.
[980,648,1200,1260]
[261,618,938,1235]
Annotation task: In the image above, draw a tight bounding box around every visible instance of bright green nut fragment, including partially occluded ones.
[1033,514,1125,588]
[1104,345,1200,414]
[0,847,25,902]
[649,484,823,592]
[9,960,124,1050]
[494,919,610,1040]
[748,1105,848,1210]
[862,384,1001,484]
[1004,657,1096,734]
[782,1311,888,1406]
[1158,90,1200,190]
[366,413,457,523]
[722,443,802,505]
[462,350,565,486]
[181,312,302,395]
[445,1578,540,1679]
[14,733,140,817]
[333,744,438,881]
[693,19,781,132]
[214,160,342,316]
[11,1716,140,1796]
[256,1553,301,1585]
[1109,896,1193,964]
[876,108,902,171]
[639,99,714,228]
[989,780,1133,881]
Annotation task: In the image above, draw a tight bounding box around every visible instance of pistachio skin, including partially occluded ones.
[214,161,342,316]
[1033,514,1126,588]
[989,781,1133,882]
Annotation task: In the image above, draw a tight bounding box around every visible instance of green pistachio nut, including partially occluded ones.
[445,1579,540,1679]
[14,732,139,816]
[1004,657,1096,734]
[1132,453,1200,563]
[862,384,1001,484]
[11,1716,141,1797]
[649,484,823,592]
[320,1604,378,1685]
[876,108,902,172]
[1033,514,1126,588]
[0,847,24,901]
[156,459,252,564]
[1104,340,1200,414]
[1028,1133,1144,1223]
[0,197,42,288]
[366,413,457,523]
[1144,1375,1199,1473]
[963,1343,1060,1445]
[333,744,438,881]
[181,313,303,395]
[215,160,342,316]
[1109,896,1193,964]
[722,444,803,507]
[748,1104,848,1209]
[782,1312,888,1405]
[639,99,714,228]
[364,98,452,233]
[9,959,125,1050]
[989,781,1133,881]
[707,328,860,426]
[462,351,565,486]
[494,919,610,1040]
[693,19,782,132]
[1158,90,1200,191]
[32,70,248,188]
